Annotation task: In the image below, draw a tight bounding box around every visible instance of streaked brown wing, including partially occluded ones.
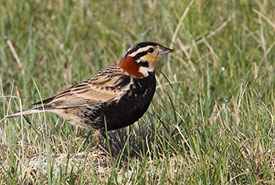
[34,66,129,109]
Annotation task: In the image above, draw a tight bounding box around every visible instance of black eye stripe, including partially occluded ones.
[133,51,147,60]
[138,60,149,67]
[133,48,155,60]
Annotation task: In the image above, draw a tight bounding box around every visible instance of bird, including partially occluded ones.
[6,42,173,152]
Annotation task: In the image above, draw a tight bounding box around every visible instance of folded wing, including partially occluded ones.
[34,66,130,110]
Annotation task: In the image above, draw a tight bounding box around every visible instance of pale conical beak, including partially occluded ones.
[159,46,173,55]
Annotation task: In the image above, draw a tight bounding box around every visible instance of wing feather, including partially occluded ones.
[34,66,130,109]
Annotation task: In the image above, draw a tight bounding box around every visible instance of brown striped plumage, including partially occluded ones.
[6,42,172,148]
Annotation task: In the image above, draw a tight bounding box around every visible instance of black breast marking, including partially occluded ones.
[104,72,156,130]
[76,72,156,131]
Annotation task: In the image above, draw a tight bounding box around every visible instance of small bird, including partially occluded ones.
[6,42,172,148]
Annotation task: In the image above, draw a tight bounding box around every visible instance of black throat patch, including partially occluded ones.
[138,60,149,67]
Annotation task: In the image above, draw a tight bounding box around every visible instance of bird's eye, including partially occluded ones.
[148,48,154,53]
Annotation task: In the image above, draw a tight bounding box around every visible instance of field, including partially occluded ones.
[0,0,274,184]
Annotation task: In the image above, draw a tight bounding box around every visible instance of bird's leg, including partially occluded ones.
[83,130,93,145]
[93,130,110,155]
[94,130,101,146]
[100,130,119,157]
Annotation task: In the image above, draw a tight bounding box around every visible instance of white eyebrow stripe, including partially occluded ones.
[128,46,152,57]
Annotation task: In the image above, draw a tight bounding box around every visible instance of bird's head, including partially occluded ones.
[119,42,173,78]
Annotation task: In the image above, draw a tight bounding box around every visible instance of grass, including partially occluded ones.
[0,0,274,184]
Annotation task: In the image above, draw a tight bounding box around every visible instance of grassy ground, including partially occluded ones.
[0,0,274,184]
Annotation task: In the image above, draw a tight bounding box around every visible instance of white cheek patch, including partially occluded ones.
[138,66,154,77]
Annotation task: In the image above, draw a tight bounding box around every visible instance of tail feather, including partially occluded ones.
[5,109,45,118]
